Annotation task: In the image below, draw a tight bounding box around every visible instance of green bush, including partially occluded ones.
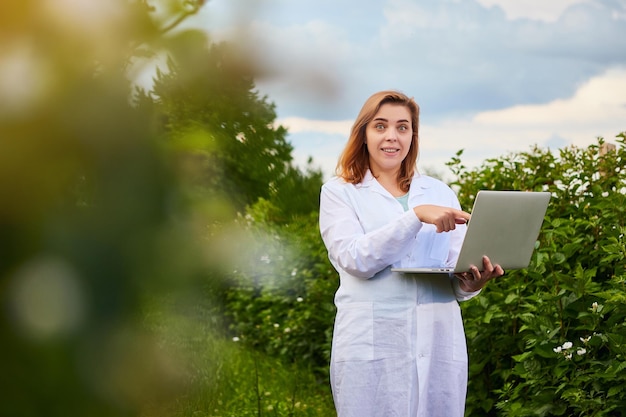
[224,201,337,377]
[451,134,626,416]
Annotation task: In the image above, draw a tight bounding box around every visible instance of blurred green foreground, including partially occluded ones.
[0,1,331,416]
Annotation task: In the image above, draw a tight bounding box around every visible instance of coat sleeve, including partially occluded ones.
[319,181,423,279]
[451,278,481,301]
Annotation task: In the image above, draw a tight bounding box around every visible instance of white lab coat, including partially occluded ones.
[319,170,480,417]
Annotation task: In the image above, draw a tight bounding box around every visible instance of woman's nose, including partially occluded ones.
[386,127,399,140]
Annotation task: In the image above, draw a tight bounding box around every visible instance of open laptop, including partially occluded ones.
[391,190,551,274]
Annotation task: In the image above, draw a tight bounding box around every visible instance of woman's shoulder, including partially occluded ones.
[322,174,368,190]
[412,173,453,190]
[322,175,346,189]
[321,176,350,196]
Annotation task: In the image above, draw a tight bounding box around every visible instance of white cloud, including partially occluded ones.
[240,19,356,118]
[286,67,626,180]
[413,67,626,172]
[410,67,626,175]
[472,67,626,143]
[174,0,626,181]
[276,118,351,177]
[474,0,593,22]
[186,0,626,121]
[277,117,352,135]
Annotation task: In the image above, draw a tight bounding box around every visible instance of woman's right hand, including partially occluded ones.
[413,205,470,233]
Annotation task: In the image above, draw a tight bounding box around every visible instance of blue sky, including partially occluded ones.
[186,0,626,179]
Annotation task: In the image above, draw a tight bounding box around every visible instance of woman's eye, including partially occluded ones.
[375,124,385,130]
[398,125,408,132]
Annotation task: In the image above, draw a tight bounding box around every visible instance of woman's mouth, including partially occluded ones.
[381,148,399,154]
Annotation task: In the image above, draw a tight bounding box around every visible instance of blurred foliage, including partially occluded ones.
[449,134,626,416]
[138,40,292,210]
[136,35,323,220]
[0,1,323,416]
[0,2,212,416]
[224,204,337,377]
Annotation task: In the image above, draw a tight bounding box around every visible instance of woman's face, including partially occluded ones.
[365,103,413,175]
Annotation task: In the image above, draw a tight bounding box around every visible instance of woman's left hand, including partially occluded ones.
[455,255,504,292]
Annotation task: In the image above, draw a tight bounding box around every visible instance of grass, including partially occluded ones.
[141,293,335,417]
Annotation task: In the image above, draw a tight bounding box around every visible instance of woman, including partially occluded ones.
[319,90,503,417]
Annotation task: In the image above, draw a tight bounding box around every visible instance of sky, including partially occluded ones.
[184,0,626,179]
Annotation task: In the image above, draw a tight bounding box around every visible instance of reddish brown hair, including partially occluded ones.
[336,90,420,192]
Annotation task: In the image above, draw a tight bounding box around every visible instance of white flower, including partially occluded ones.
[580,336,591,344]
[565,353,573,360]
[577,348,587,356]
[562,341,573,350]
[591,302,599,312]
[291,268,298,276]
[296,297,304,302]
[273,323,279,328]
[232,336,240,342]
[284,327,291,333]
[553,346,562,353]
